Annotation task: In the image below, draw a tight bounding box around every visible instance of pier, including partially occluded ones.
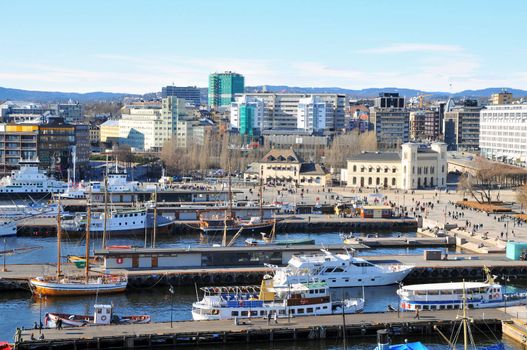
[15,308,506,349]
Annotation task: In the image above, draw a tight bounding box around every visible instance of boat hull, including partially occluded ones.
[201,222,273,236]
[29,278,127,296]
[400,296,527,311]
[45,312,150,328]
[62,223,173,237]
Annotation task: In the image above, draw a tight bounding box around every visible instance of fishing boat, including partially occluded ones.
[0,220,17,237]
[0,159,67,199]
[44,304,150,328]
[245,237,315,246]
[28,197,128,296]
[191,276,364,321]
[269,249,413,288]
[397,268,527,311]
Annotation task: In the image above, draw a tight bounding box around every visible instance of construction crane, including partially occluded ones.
[417,93,433,108]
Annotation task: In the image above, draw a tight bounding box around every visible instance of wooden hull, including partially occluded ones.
[29,278,127,296]
[45,312,150,327]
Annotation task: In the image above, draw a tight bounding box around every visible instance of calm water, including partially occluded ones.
[0,230,519,348]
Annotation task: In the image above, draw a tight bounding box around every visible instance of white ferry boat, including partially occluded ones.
[61,209,173,236]
[192,276,364,321]
[90,167,140,193]
[0,202,65,219]
[269,249,413,288]
[397,276,527,311]
[0,159,67,199]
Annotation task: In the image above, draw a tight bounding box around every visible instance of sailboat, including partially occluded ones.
[28,196,128,296]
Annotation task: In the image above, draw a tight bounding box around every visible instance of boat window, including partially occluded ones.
[333,268,344,273]
[259,311,265,316]
[307,308,314,313]
[291,309,295,314]
[323,306,328,309]
[325,268,335,273]
[358,279,362,282]
[250,311,257,316]
[344,279,349,283]
[279,310,285,315]
[241,311,248,316]
[231,311,239,317]
[428,290,439,295]
[297,309,304,314]
[316,307,320,310]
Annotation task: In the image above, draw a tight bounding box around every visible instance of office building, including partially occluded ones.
[443,101,482,150]
[230,95,265,136]
[346,142,447,190]
[369,108,410,149]
[55,102,84,123]
[230,93,345,134]
[0,101,50,122]
[161,86,201,107]
[374,93,405,108]
[489,92,513,105]
[479,104,527,163]
[99,119,120,143]
[208,71,245,108]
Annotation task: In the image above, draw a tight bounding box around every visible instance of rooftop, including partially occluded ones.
[348,152,401,162]
[261,149,302,163]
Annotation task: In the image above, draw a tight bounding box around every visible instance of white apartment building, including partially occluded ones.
[230,95,265,132]
[119,97,188,151]
[297,96,327,132]
[230,93,345,134]
[480,104,527,163]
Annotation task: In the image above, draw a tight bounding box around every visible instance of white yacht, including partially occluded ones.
[0,159,67,198]
[90,166,140,193]
[0,203,65,219]
[397,278,527,311]
[61,208,173,236]
[0,220,17,237]
[191,276,364,321]
[269,249,413,288]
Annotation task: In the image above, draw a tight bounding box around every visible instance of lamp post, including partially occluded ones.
[39,293,43,334]
[169,285,175,328]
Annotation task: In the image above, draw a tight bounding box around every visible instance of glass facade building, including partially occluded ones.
[208,72,244,108]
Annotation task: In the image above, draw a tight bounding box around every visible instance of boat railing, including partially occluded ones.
[200,285,261,296]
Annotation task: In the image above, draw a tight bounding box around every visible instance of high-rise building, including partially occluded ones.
[443,101,482,151]
[374,93,405,109]
[161,86,201,107]
[208,71,245,108]
[479,104,527,162]
[489,91,513,105]
[369,108,410,149]
[230,95,264,136]
[229,93,345,134]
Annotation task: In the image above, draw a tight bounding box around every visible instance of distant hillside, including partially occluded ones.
[245,86,527,99]
[0,87,137,103]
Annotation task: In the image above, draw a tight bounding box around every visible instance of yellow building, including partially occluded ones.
[99,119,120,143]
[244,149,329,186]
[489,92,513,105]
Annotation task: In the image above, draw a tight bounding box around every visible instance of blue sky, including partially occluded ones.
[1,0,526,93]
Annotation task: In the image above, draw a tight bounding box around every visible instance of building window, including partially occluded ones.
[353,165,357,172]
[368,177,372,185]
[431,166,435,174]
[392,178,396,186]
[352,177,356,185]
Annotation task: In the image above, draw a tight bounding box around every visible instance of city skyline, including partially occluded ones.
[1,0,526,93]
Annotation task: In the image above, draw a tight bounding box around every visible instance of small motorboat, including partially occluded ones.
[0,342,12,350]
[44,304,150,327]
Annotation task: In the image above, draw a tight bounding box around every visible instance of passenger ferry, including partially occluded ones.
[269,249,413,288]
[61,209,173,236]
[397,276,527,311]
[0,159,67,199]
[192,276,364,321]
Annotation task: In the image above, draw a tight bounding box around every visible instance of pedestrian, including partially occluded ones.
[33,322,38,329]
[57,319,63,330]
[273,312,278,324]
[414,308,420,319]
[267,312,271,325]
[38,334,45,340]
[30,333,35,341]
[14,327,22,344]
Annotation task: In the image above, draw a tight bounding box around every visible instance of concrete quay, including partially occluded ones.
[15,308,506,349]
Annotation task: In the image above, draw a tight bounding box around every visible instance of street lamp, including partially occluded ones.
[39,293,43,334]
[169,285,175,328]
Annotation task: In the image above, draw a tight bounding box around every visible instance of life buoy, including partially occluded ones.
[116,257,123,264]
[101,315,107,321]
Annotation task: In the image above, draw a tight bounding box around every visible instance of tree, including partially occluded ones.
[457,158,508,204]
[325,130,377,169]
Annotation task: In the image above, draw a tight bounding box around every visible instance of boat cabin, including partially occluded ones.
[94,304,113,325]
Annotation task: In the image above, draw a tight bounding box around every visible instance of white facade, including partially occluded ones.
[119,97,188,151]
[479,104,527,163]
[346,142,447,190]
[230,93,345,133]
[230,95,264,130]
[297,96,327,132]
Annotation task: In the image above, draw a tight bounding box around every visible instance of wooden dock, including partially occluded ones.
[15,308,507,349]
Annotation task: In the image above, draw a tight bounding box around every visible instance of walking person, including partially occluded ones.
[414,308,420,320]
[273,311,278,324]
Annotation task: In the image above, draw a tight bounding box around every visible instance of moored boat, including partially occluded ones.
[191,276,364,321]
[0,220,17,237]
[44,304,150,327]
[269,249,413,289]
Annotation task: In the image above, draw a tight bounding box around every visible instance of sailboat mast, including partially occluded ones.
[102,175,108,249]
[222,209,228,247]
[259,165,263,220]
[85,197,91,283]
[227,157,232,218]
[152,186,157,248]
[462,280,468,350]
[56,196,62,278]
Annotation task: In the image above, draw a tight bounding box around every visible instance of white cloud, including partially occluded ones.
[358,43,464,54]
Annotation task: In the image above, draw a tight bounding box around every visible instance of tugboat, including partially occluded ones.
[191,275,364,321]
